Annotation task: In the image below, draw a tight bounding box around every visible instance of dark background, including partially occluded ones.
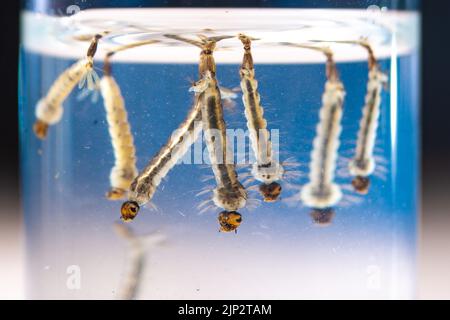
[1,1,449,298]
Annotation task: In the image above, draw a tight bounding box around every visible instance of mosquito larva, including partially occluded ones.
[238,34,284,203]
[120,94,203,222]
[284,43,345,224]
[113,222,165,300]
[344,40,388,195]
[33,34,103,139]
[165,34,248,232]
[100,75,137,200]
[197,71,248,221]
[100,40,159,200]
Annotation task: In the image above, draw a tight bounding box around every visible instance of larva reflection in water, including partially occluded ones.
[238,34,284,203]
[33,33,104,139]
[100,40,159,200]
[113,223,165,300]
[283,43,345,226]
[165,34,248,233]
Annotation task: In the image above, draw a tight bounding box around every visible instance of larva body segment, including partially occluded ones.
[34,59,91,131]
[124,95,203,214]
[241,76,269,164]
[241,75,284,183]
[100,75,138,200]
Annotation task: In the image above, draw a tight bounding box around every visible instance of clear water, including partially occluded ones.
[20,8,420,299]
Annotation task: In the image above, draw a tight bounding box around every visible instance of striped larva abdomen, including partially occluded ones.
[239,34,284,202]
[121,95,203,222]
[241,76,270,164]
[200,74,248,213]
[100,75,138,200]
[349,67,388,194]
[99,39,161,200]
[281,42,345,225]
[300,80,345,210]
[34,59,93,139]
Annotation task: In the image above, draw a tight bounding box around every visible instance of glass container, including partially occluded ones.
[20,0,421,299]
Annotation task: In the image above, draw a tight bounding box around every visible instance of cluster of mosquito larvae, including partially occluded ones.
[282,40,387,225]
[33,34,386,231]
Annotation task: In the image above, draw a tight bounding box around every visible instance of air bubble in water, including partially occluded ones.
[367,5,381,13]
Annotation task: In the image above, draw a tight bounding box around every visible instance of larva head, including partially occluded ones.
[33,120,49,140]
[310,208,335,227]
[352,176,371,195]
[218,211,242,233]
[120,201,140,222]
[259,182,282,203]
